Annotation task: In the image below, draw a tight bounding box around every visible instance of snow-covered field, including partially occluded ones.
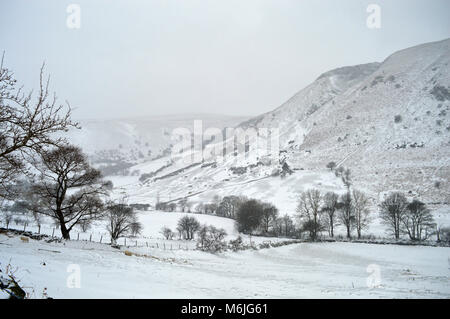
[1,209,449,299]
[1,232,449,298]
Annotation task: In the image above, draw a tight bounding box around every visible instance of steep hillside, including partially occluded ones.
[98,39,449,225]
[277,39,450,204]
[66,114,248,176]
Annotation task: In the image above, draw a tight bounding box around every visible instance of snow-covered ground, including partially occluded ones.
[1,232,449,298]
[3,209,448,299]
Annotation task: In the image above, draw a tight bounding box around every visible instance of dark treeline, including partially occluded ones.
[189,190,445,243]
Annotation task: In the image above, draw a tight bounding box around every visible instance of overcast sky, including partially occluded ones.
[1,0,449,120]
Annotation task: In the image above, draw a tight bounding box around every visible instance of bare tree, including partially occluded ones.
[217,195,245,219]
[130,221,143,237]
[106,201,141,244]
[0,54,78,199]
[31,145,107,239]
[260,202,278,234]
[337,192,354,239]
[177,215,200,240]
[204,203,218,215]
[160,226,174,240]
[352,190,371,239]
[322,192,339,237]
[379,192,408,240]
[280,214,295,237]
[296,189,323,240]
[2,212,12,229]
[216,196,234,218]
[402,200,435,241]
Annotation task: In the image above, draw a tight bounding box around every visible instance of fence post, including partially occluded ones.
[125,237,127,246]
[135,240,138,247]
[77,233,80,241]
[52,228,55,238]
[171,244,172,250]
[163,243,165,250]
[89,234,92,242]
[100,235,103,244]
[179,244,181,249]
[38,225,41,234]
[23,224,26,232]
[146,242,148,247]
[156,243,159,248]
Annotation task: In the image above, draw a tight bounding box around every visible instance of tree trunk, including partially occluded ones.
[395,216,400,239]
[60,222,70,240]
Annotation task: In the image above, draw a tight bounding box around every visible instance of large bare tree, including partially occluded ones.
[260,202,278,234]
[177,215,200,240]
[105,200,141,244]
[322,192,339,237]
[402,200,435,241]
[297,189,323,240]
[0,54,78,199]
[351,190,371,239]
[337,192,354,239]
[31,145,107,239]
[379,192,408,240]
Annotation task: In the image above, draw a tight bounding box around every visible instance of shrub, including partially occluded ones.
[440,227,450,243]
[197,225,227,253]
[228,236,244,251]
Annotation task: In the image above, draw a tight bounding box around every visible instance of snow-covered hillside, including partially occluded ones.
[89,39,450,231]
[66,113,248,168]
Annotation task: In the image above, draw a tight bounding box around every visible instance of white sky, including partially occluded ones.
[1,0,449,120]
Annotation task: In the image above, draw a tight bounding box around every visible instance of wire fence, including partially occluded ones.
[0,221,196,251]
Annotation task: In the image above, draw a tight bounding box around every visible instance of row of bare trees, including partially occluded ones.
[297,189,372,240]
